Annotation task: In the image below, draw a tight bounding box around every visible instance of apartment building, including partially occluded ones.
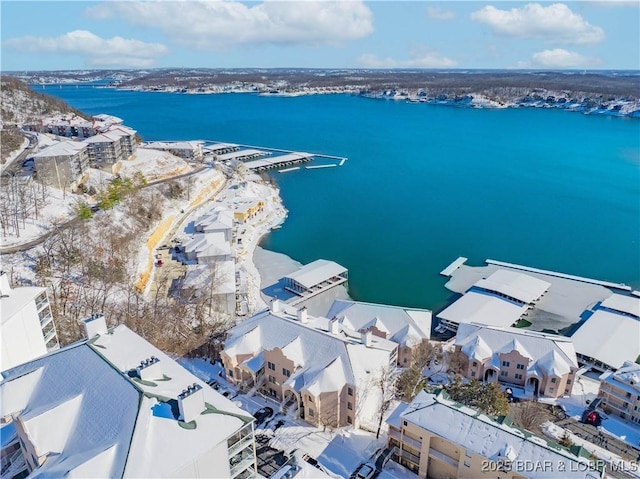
[598,361,640,425]
[32,140,89,190]
[221,301,397,429]
[387,390,603,479]
[0,271,59,372]
[145,141,204,161]
[325,299,432,367]
[0,315,257,479]
[454,323,578,398]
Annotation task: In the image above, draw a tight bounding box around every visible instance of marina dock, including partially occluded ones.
[306,164,336,169]
[440,257,468,276]
[486,259,632,291]
[244,152,313,171]
[278,167,301,173]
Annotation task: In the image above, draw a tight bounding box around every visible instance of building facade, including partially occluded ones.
[33,141,89,190]
[598,361,640,425]
[387,390,603,479]
[0,272,59,372]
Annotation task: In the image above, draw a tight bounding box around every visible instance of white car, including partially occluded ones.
[355,464,376,479]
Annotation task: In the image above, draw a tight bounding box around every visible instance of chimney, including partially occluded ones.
[0,271,11,297]
[330,318,341,335]
[136,356,162,381]
[83,313,107,338]
[297,306,308,324]
[270,298,281,314]
[361,330,372,347]
[178,383,205,423]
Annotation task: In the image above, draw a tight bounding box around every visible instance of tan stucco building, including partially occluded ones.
[598,361,640,425]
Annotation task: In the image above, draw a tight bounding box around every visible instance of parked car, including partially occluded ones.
[354,463,376,479]
[252,407,274,425]
[155,260,163,267]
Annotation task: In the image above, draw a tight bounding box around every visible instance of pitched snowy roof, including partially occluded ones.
[571,309,640,370]
[285,260,347,289]
[456,323,578,372]
[224,309,394,396]
[461,335,493,361]
[0,284,47,325]
[599,361,640,396]
[326,299,431,345]
[183,232,231,257]
[182,261,235,295]
[393,390,596,478]
[474,269,550,304]
[195,208,234,231]
[146,141,203,151]
[600,294,640,318]
[437,291,528,328]
[217,149,266,161]
[0,325,253,478]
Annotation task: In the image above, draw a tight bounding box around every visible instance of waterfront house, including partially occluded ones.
[284,259,348,299]
[0,271,59,372]
[386,389,603,478]
[454,323,578,398]
[183,232,232,264]
[233,199,265,223]
[0,315,258,478]
[194,206,235,242]
[598,361,640,425]
[325,299,432,367]
[221,300,397,429]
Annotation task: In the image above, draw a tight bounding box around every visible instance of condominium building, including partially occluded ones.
[0,271,59,372]
[454,323,578,398]
[598,361,640,425]
[387,390,603,478]
[0,315,257,479]
[222,300,397,429]
[83,126,138,169]
[33,140,89,190]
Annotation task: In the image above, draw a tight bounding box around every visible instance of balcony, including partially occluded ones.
[39,311,53,327]
[428,448,458,468]
[43,328,57,344]
[228,434,254,458]
[389,428,422,450]
[229,455,256,478]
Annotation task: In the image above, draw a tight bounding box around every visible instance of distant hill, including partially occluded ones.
[0,76,86,163]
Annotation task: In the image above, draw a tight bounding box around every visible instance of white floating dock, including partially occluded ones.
[440,257,468,277]
[306,164,337,169]
[278,167,300,173]
[339,158,346,166]
[486,259,632,291]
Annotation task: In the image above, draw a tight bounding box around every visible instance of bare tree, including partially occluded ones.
[375,364,398,439]
[511,399,549,431]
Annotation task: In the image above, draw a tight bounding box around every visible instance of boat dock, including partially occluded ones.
[244,152,313,171]
[306,164,336,169]
[278,167,301,173]
[216,149,269,162]
[486,259,632,291]
[440,257,468,277]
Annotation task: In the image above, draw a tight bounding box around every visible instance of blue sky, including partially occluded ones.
[2,1,638,71]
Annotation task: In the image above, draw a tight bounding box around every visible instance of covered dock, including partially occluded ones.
[216,149,269,162]
[205,143,239,155]
[284,259,348,298]
[244,152,313,171]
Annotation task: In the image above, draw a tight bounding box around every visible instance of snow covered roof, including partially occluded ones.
[456,323,578,374]
[205,142,239,152]
[571,309,640,370]
[285,259,347,289]
[145,141,203,151]
[0,283,46,325]
[599,361,640,396]
[600,294,640,318]
[0,325,253,478]
[182,260,235,295]
[474,269,550,304]
[216,149,266,161]
[183,232,231,258]
[83,131,125,144]
[325,299,431,346]
[437,291,528,328]
[195,208,234,232]
[393,390,597,478]
[244,152,312,169]
[93,114,123,125]
[33,140,86,158]
[107,125,137,137]
[224,309,395,396]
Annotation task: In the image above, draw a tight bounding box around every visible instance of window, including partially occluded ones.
[269,375,276,384]
[567,379,572,384]
[500,371,508,377]
[309,408,314,417]
[515,373,523,380]
[403,358,408,363]
[268,361,275,371]
[347,416,352,424]
[502,361,510,367]
[464,461,471,467]
[551,377,557,383]
[549,387,554,392]
[403,420,408,427]
[471,371,476,377]
[473,361,478,367]
[516,364,525,370]
[348,387,353,396]
[228,370,234,378]
[348,402,353,410]
[465,450,473,458]
[283,368,291,377]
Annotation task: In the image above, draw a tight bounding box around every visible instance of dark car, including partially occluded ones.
[252,406,274,425]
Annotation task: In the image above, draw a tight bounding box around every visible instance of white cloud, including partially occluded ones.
[85,1,374,50]
[358,47,457,69]
[471,3,605,44]
[4,30,168,68]
[516,48,603,68]
[531,48,603,68]
[426,6,455,21]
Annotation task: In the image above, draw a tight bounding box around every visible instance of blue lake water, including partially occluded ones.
[44,86,640,311]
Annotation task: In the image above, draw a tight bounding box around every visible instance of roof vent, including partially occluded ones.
[82,313,107,339]
[137,356,162,381]
[270,298,281,314]
[178,383,204,423]
[330,318,341,335]
[297,306,308,324]
[361,330,372,347]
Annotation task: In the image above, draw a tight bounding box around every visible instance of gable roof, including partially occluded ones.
[474,269,551,304]
[285,260,347,289]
